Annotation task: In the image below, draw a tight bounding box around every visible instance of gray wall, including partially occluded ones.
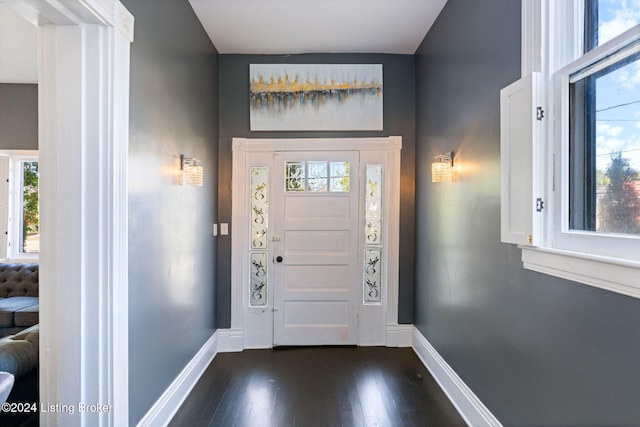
[0,83,37,149]
[218,54,416,326]
[415,1,640,425]
[123,0,219,424]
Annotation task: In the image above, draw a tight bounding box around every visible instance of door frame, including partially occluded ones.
[2,1,133,425]
[231,136,402,349]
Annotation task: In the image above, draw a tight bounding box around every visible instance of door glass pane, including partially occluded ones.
[307,161,328,192]
[330,161,350,192]
[285,162,305,192]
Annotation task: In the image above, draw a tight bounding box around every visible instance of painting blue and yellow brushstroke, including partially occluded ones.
[249,64,383,131]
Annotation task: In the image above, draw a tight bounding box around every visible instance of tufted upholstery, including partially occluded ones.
[0,264,38,298]
[0,264,39,337]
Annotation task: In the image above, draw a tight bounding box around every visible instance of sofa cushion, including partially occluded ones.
[0,264,38,298]
[0,298,39,327]
[14,304,39,328]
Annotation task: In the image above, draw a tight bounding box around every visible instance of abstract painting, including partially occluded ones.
[250,64,383,131]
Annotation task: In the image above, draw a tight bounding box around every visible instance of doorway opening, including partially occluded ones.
[231,137,402,349]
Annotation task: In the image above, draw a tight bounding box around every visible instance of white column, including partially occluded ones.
[35,1,133,425]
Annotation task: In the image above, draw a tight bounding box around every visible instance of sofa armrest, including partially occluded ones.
[0,325,38,379]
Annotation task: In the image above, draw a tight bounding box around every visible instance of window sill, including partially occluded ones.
[521,246,640,299]
[2,257,39,264]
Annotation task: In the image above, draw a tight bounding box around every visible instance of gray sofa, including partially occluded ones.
[0,324,39,426]
[0,264,39,338]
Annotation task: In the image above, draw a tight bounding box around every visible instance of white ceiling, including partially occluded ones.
[0,3,37,83]
[0,0,448,84]
[189,0,448,55]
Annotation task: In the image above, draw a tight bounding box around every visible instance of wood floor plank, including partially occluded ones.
[169,347,466,427]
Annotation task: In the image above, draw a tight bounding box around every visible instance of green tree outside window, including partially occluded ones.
[22,161,39,253]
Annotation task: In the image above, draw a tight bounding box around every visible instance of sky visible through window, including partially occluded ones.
[595,0,640,173]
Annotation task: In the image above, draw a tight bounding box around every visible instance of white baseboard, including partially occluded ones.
[385,324,413,347]
[412,327,502,427]
[136,331,219,427]
[217,328,244,352]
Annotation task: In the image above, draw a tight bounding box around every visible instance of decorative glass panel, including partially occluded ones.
[364,249,382,304]
[308,161,328,192]
[250,252,268,306]
[363,164,383,305]
[251,167,269,249]
[285,162,305,192]
[330,161,350,192]
[365,165,383,245]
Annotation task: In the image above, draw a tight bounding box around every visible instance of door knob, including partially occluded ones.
[276,256,283,263]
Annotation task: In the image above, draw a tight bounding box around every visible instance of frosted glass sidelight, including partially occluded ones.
[364,249,382,303]
[250,252,268,306]
[251,167,269,249]
[365,165,383,246]
[363,164,383,304]
[250,167,269,307]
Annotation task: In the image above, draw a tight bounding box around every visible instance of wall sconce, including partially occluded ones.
[432,151,454,183]
[180,155,204,187]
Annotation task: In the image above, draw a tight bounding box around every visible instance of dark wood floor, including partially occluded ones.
[169,346,466,427]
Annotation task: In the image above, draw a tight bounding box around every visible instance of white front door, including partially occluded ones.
[272,151,360,346]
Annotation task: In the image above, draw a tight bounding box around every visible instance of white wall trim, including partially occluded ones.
[412,327,502,427]
[217,328,245,353]
[385,136,402,327]
[137,332,219,427]
[385,324,413,347]
[522,246,640,299]
[521,0,542,76]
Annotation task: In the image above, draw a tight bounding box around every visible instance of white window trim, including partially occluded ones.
[518,0,640,298]
[8,153,39,262]
[0,150,39,263]
[551,28,640,260]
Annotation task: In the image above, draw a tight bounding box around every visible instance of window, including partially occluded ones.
[284,161,350,192]
[569,1,640,237]
[0,153,39,260]
[511,0,640,297]
[554,0,640,260]
[16,159,39,254]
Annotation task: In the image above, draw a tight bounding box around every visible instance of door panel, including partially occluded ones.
[284,266,350,290]
[285,196,351,223]
[273,151,359,346]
